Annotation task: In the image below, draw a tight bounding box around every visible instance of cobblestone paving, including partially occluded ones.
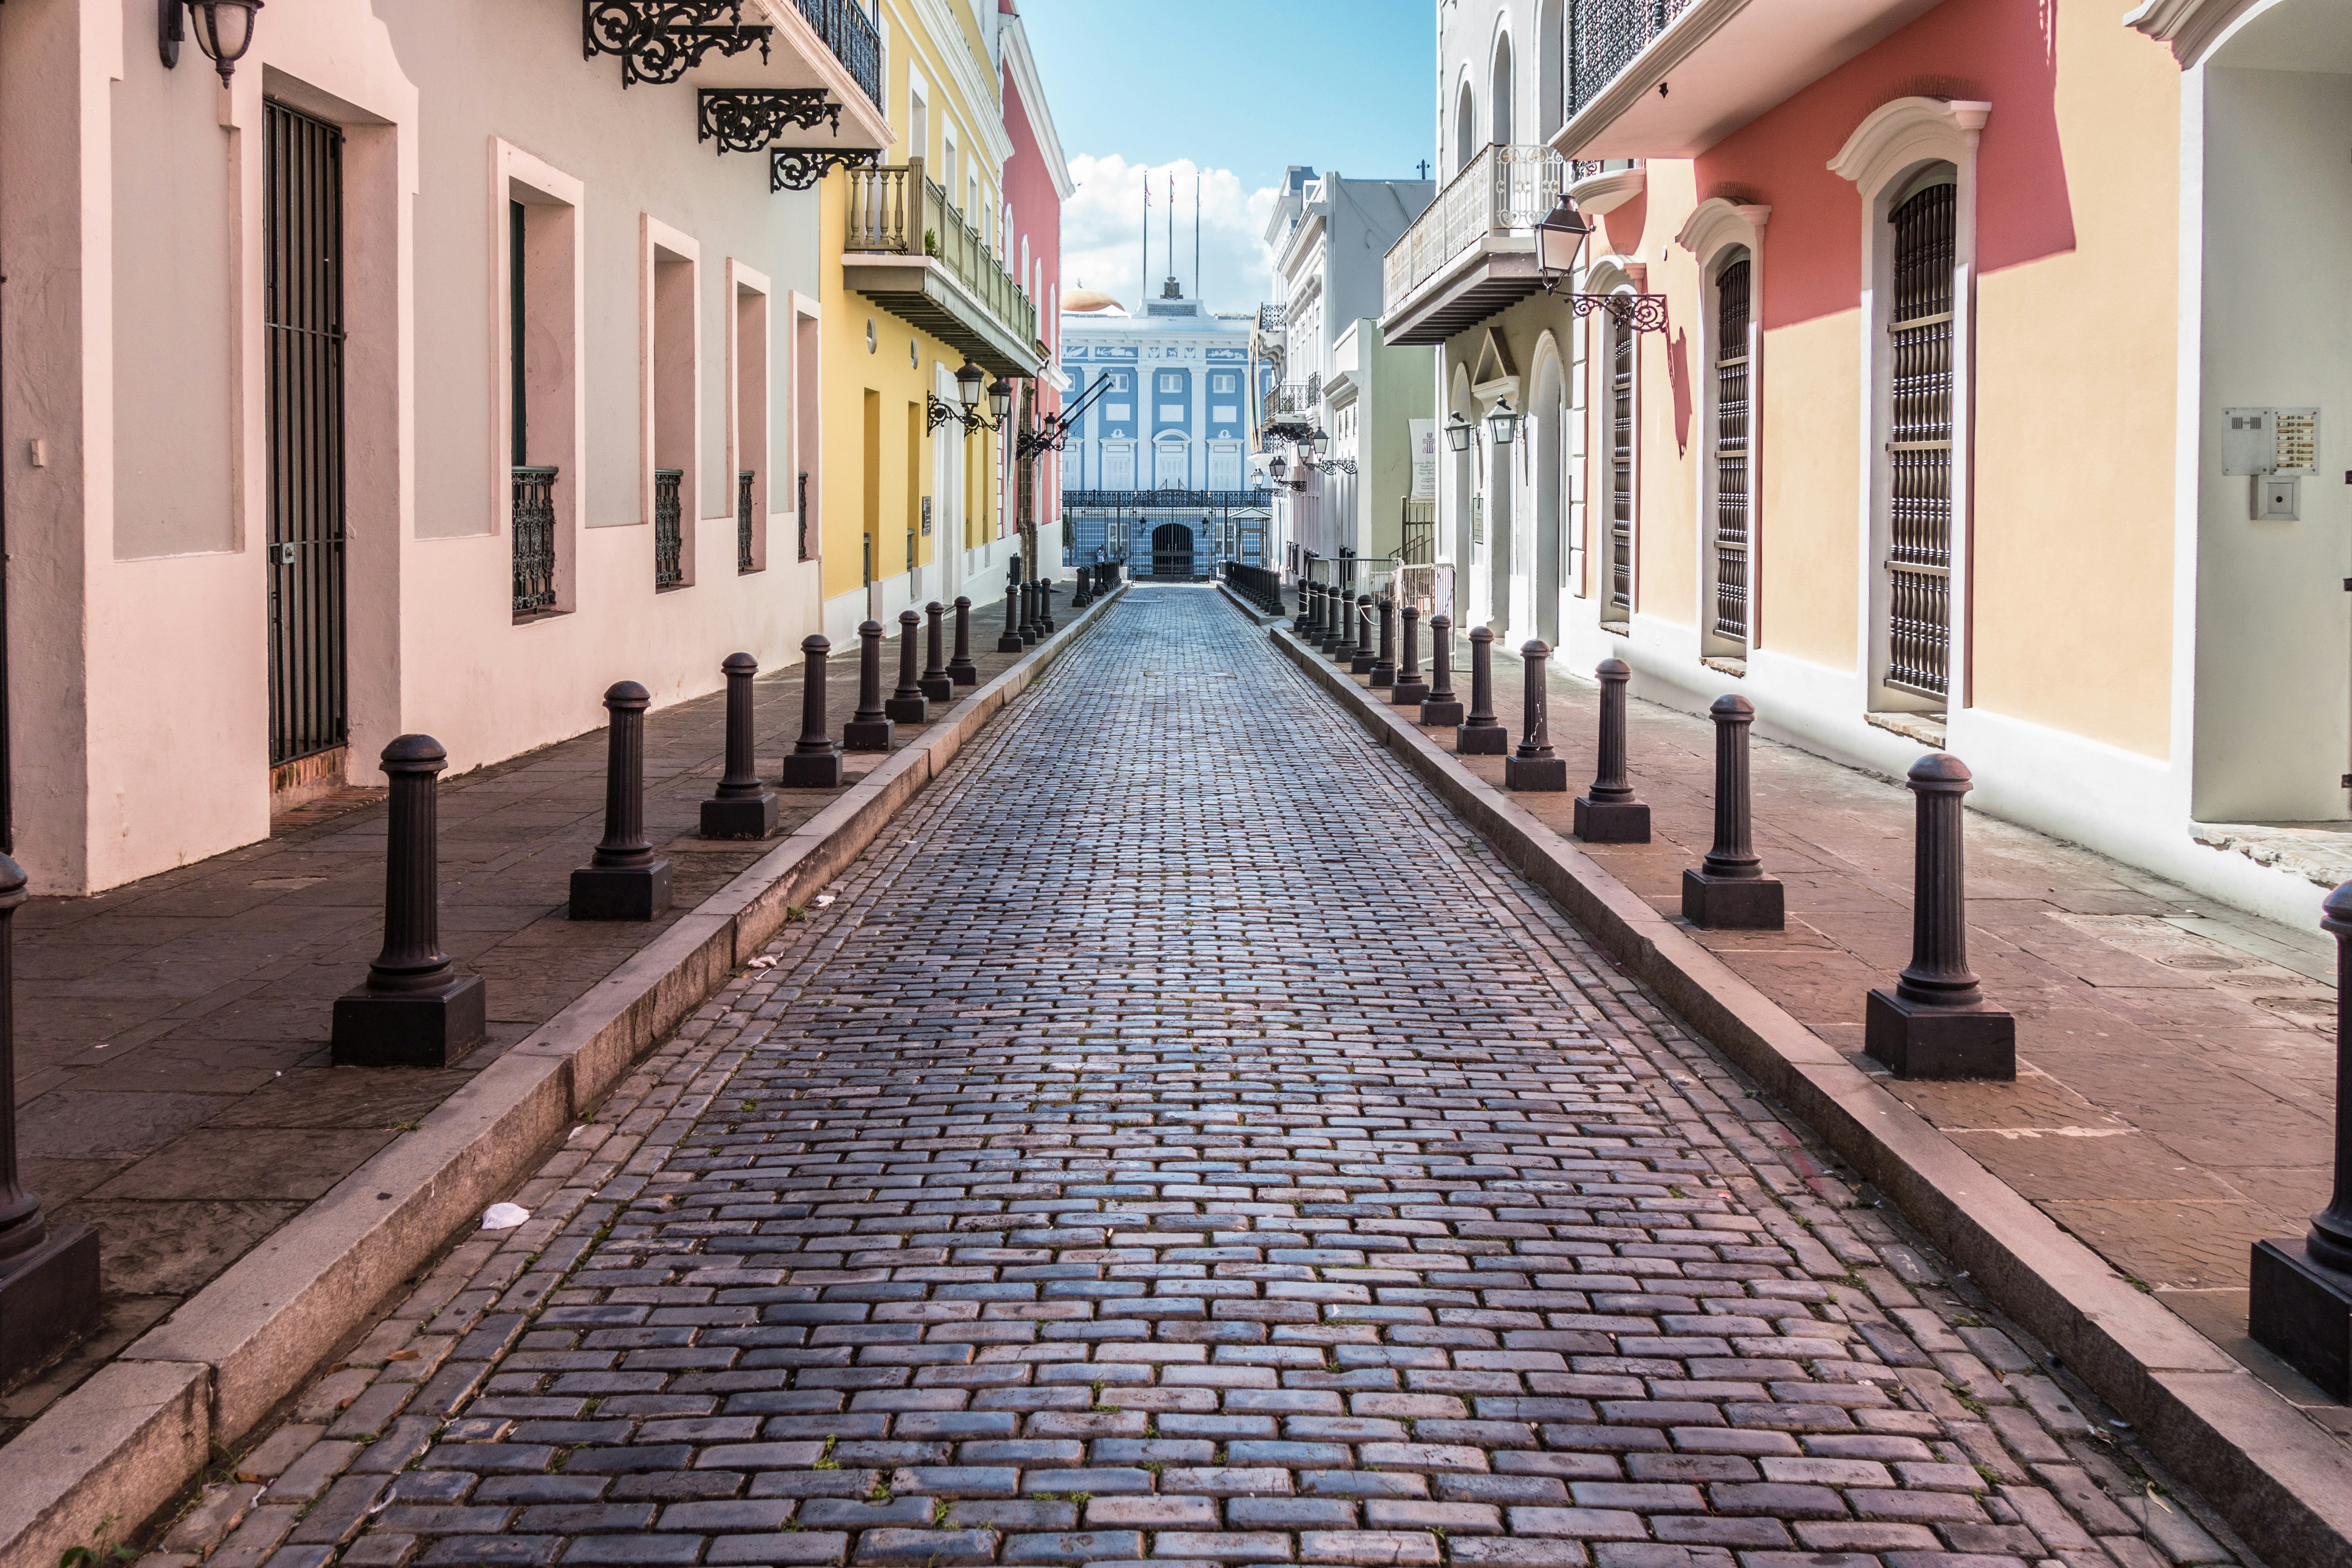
[159,587,2256,1568]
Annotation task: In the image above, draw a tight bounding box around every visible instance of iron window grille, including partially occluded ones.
[513,468,560,614]
[1886,181,1956,700]
[738,470,757,573]
[654,468,685,587]
[1713,258,1751,644]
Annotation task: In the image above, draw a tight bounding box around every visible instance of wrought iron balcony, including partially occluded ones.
[1571,0,1697,123]
[842,161,1040,374]
[513,467,560,616]
[654,468,684,587]
[1382,143,1566,326]
[1257,303,1285,333]
[787,0,881,112]
[1260,376,1320,435]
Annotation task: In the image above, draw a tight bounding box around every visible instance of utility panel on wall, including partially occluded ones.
[2224,406,2320,520]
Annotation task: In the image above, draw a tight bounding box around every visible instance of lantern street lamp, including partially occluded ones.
[1535,194,1671,333]
[1487,400,1520,447]
[161,0,265,84]
[1309,427,1332,459]
[1269,454,1289,482]
[928,363,1010,435]
[988,378,1015,425]
[956,360,987,411]
[1445,413,1475,454]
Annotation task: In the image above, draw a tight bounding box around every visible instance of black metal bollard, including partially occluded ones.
[846,618,894,750]
[781,634,845,787]
[332,735,488,1066]
[887,608,929,722]
[1328,586,1358,663]
[0,850,100,1385]
[1864,754,2014,1080]
[999,555,1026,653]
[1019,579,1040,645]
[1681,694,1784,929]
[1574,658,1651,842]
[701,652,779,837]
[571,682,674,921]
[1351,596,1379,675]
[1458,627,1507,754]
[1073,566,1091,609]
[1421,614,1464,727]
[2253,879,2352,1395]
[921,602,953,702]
[1368,598,1398,688]
[1392,605,1431,707]
[1504,642,1568,791]
[949,595,980,686]
[1040,578,1057,633]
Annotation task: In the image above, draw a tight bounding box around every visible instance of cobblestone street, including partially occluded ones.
[181,587,2252,1568]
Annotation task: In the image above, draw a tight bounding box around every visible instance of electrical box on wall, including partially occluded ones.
[921,497,932,537]
[2224,406,2320,519]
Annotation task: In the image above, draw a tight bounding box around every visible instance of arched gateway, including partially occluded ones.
[1151,522,1196,579]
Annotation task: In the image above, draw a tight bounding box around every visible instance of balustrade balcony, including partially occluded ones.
[842,160,1041,376]
[1378,143,1565,346]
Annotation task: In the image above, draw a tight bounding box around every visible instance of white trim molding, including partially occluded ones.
[1828,95,1992,196]
[2123,0,2263,66]
[1550,0,1748,158]
[1569,164,1645,218]
[1677,199,1768,658]
[1674,197,1770,261]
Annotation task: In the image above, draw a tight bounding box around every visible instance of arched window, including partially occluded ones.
[1455,80,1478,175]
[1490,33,1515,145]
[1886,168,1956,699]
[1537,0,1565,139]
[1713,252,1752,645]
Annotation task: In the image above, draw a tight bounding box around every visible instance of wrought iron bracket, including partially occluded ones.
[926,393,1000,436]
[1564,291,1670,333]
[771,147,879,192]
[1015,421,1071,461]
[584,1,771,89]
[1315,457,1358,476]
[699,89,840,153]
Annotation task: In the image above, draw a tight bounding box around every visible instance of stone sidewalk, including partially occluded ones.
[1295,613,2345,1439]
[127,584,2255,1568]
[4,597,1048,1445]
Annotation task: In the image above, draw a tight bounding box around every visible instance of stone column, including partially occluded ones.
[571,681,674,921]
[1680,695,1783,929]
[1420,614,1464,727]
[1458,627,1507,754]
[1574,658,1650,843]
[782,634,845,787]
[332,735,487,1065]
[1864,754,2015,1079]
[702,652,779,837]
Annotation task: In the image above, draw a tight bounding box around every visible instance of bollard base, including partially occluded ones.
[1863,988,2016,1080]
[948,661,980,686]
[885,696,928,723]
[2251,1239,2352,1399]
[996,635,1025,653]
[700,791,779,839]
[1391,680,1431,707]
[570,860,673,922]
[780,750,844,789]
[332,972,487,1068]
[920,676,954,702]
[1505,754,1570,792]
[1682,869,1785,930]
[1351,651,1378,675]
[0,1221,100,1388]
[1420,699,1465,727]
[1574,797,1652,843]
[1457,722,1509,755]
[843,718,894,752]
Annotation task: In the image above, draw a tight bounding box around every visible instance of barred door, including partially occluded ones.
[1886,180,1956,699]
[1713,258,1751,644]
[1609,314,1633,616]
[265,101,349,769]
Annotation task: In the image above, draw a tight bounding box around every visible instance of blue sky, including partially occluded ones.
[1019,0,1436,313]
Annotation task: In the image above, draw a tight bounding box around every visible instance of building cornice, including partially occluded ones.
[1674,196,1769,261]
[1000,16,1074,199]
[1550,0,1748,158]
[1828,95,1990,194]
[1568,165,1645,218]
[2122,0,2262,66]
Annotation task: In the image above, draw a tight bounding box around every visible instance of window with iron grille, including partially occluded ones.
[1885,178,1956,700]
[738,470,757,574]
[798,471,811,561]
[654,469,684,587]
[1608,312,1634,622]
[513,468,559,614]
[1713,256,1751,645]
[265,100,350,767]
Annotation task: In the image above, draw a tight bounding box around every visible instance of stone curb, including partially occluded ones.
[1214,580,1283,626]
[1260,615,2352,1568]
[0,586,1128,1568]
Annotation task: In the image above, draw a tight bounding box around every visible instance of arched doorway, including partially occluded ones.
[1152,522,1194,579]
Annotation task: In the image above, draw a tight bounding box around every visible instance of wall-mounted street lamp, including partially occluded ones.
[1535,197,1669,333]
[1268,455,1289,482]
[1486,400,1520,447]
[926,363,1015,435]
[161,0,264,84]
[1445,413,1475,454]
[1307,427,1332,460]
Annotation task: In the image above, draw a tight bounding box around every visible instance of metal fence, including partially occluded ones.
[1063,489,1273,510]
[1382,143,1565,314]
[1401,498,1437,565]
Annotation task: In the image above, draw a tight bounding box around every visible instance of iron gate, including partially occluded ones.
[265,100,350,769]
[1713,257,1751,644]
[1609,314,1634,616]
[1886,180,1956,699]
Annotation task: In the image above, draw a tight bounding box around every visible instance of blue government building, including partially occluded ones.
[1060,282,1272,577]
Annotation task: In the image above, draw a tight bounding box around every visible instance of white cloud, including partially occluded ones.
[1060,155,1278,318]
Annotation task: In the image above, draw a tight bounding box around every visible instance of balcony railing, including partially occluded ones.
[1382,143,1566,313]
[843,160,1037,350]
[1571,0,1697,122]
[654,468,684,587]
[790,0,882,111]
[513,466,559,616]
[1257,303,1285,332]
[1261,376,1320,430]
[738,470,757,573]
